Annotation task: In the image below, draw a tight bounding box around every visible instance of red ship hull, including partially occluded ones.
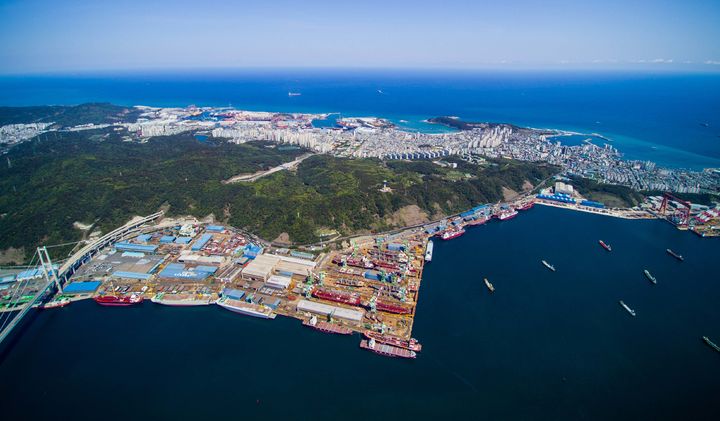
[364,331,422,351]
[94,295,144,306]
[599,240,612,251]
[312,288,361,306]
[376,301,412,314]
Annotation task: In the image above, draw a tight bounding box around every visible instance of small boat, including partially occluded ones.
[542,260,556,272]
[703,336,720,353]
[666,249,684,261]
[484,278,495,293]
[619,300,636,317]
[644,269,657,284]
[288,91,301,97]
[599,240,612,252]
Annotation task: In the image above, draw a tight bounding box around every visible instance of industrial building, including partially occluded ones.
[240,254,280,281]
[296,299,364,322]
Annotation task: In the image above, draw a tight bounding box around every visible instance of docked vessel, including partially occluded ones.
[42,297,71,309]
[467,215,489,226]
[619,300,636,317]
[599,240,612,252]
[364,331,422,352]
[516,201,534,211]
[303,315,352,335]
[666,249,684,261]
[497,208,519,221]
[334,278,365,288]
[440,228,465,241]
[375,300,412,314]
[703,336,720,353]
[151,293,213,306]
[424,240,434,262]
[94,294,144,307]
[644,270,657,284]
[541,260,556,272]
[484,278,495,293]
[216,296,276,319]
[312,288,361,306]
[360,338,417,359]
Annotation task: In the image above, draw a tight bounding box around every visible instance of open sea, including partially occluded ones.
[1,69,720,169]
[1,206,719,420]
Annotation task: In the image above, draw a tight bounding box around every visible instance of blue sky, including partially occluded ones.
[0,0,719,73]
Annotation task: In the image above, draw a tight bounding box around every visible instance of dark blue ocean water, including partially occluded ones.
[1,206,719,420]
[1,69,720,169]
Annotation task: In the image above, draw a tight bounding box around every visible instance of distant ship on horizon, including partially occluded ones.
[288,91,301,97]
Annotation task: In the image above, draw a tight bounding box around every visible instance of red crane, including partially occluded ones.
[658,192,691,227]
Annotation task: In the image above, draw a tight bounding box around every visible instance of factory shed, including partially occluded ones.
[136,234,152,243]
[241,254,279,281]
[115,242,158,253]
[206,225,225,232]
[113,271,152,280]
[160,235,176,243]
[266,274,292,289]
[63,281,102,294]
[296,300,364,322]
[191,234,213,251]
[174,236,192,244]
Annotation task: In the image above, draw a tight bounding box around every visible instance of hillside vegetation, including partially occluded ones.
[0,130,559,262]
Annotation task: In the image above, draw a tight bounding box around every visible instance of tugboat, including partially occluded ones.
[702,336,720,353]
[644,269,657,284]
[542,260,556,272]
[619,300,636,317]
[484,278,495,293]
[599,240,612,252]
[666,249,684,261]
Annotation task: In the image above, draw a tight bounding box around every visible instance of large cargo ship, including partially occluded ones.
[497,208,518,221]
[94,294,144,306]
[541,260,556,272]
[644,270,657,284]
[599,240,612,252]
[424,240,434,262]
[302,315,352,335]
[375,300,412,314]
[440,228,465,241]
[151,293,213,306]
[312,288,361,306]
[216,296,276,319]
[619,300,636,317]
[484,278,495,293]
[703,336,720,353]
[364,331,422,352]
[360,338,417,359]
[666,249,684,261]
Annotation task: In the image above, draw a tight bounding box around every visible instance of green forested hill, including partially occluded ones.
[0,129,559,262]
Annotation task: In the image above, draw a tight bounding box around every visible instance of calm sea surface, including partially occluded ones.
[1,70,720,169]
[1,206,719,420]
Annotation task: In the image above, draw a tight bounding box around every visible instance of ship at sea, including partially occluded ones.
[302,315,352,335]
[666,249,684,261]
[703,336,720,353]
[364,331,422,352]
[542,260,556,272]
[619,300,636,317]
[94,294,144,307]
[41,297,71,309]
[424,240,434,262]
[151,293,213,306]
[644,269,657,284]
[360,338,417,359]
[216,296,276,319]
[439,228,465,240]
[599,240,612,252]
[484,278,495,293]
[287,91,301,97]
